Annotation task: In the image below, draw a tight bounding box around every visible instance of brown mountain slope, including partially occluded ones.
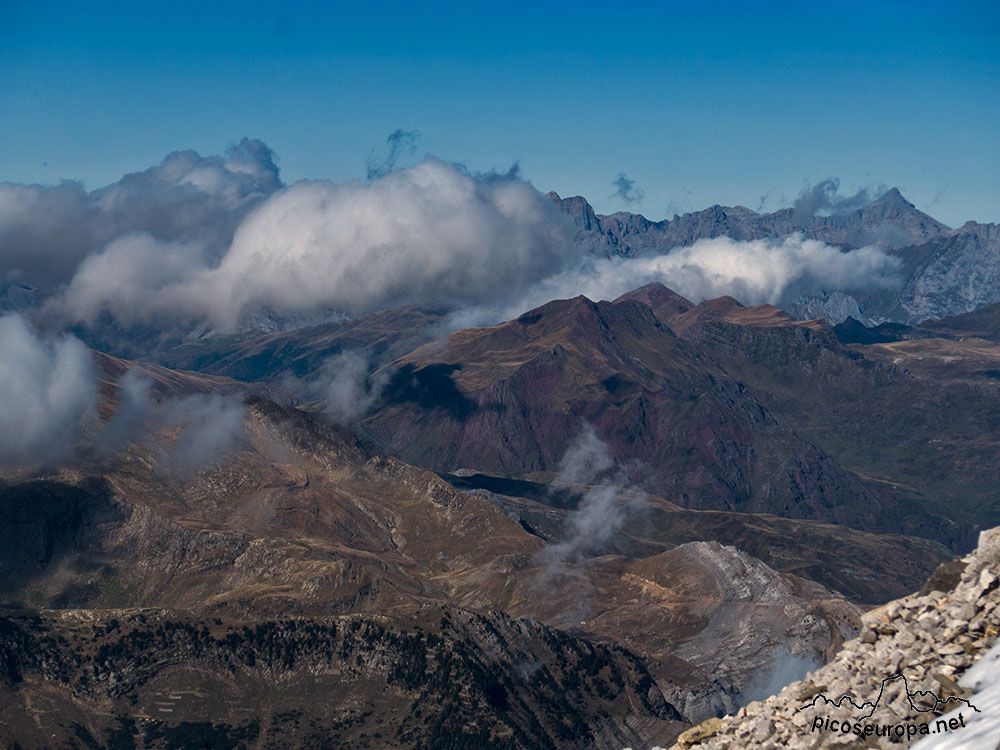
[0,395,543,619]
[155,305,445,382]
[634,285,999,548]
[0,358,887,733]
[444,472,948,606]
[0,350,961,743]
[361,294,902,534]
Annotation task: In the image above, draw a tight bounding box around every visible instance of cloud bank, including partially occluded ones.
[444,232,902,330]
[565,233,901,306]
[0,314,97,467]
[0,138,280,296]
[0,140,903,339]
[49,157,573,330]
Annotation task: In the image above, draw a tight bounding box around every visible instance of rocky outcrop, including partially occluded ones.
[890,222,1000,324]
[0,606,686,750]
[550,187,949,261]
[666,526,1000,749]
[553,188,1000,327]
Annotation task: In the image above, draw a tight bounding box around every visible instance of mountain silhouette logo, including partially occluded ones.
[797,672,982,741]
[797,672,980,720]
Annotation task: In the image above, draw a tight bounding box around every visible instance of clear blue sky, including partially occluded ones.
[2,0,997,226]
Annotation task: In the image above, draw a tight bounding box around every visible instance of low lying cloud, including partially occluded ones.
[158,393,248,474]
[592,233,900,305]
[95,368,248,473]
[741,651,822,704]
[445,232,902,330]
[0,314,97,467]
[553,422,615,486]
[541,424,646,568]
[282,350,390,425]
[532,425,647,624]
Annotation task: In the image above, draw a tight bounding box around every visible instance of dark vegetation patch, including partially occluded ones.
[0,610,684,750]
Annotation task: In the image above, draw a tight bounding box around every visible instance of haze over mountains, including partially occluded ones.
[2,144,999,748]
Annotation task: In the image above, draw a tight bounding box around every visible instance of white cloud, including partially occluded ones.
[157,393,248,474]
[94,369,248,473]
[544,424,646,566]
[51,157,574,331]
[447,233,902,329]
[0,314,97,466]
[12,143,899,337]
[0,138,279,293]
[281,350,391,426]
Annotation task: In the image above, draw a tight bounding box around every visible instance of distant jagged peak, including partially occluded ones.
[550,185,947,229]
[860,187,948,228]
[547,192,600,231]
[872,186,909,206]
[549,185,958,261]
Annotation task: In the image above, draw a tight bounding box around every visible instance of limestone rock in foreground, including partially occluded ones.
[666,526,1000,749]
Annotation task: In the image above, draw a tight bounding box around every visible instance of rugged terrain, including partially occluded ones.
[667,525,1000,749]
[0,345,957,746]
[0,606,681,750]
[362,295,895,530]
[551,188,1000,325]
[358,286,997,549]
[3,272,999,747]
[636,287,1000,545]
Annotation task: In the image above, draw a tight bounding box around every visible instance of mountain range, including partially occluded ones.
[552,188,1000,325]
[2,184,1000,748]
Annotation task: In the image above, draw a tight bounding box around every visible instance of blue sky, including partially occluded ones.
[2,0,997,226]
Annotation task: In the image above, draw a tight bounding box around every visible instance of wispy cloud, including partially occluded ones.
[366,129,420,180]
[281,350,391,425]
[793,178,886,222]
[540,424,646,568]
[611,172,644,204]
[94,368,248,474]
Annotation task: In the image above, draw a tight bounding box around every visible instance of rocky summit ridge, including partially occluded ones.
[550,189,1000,326]
[666,526,1000,749]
